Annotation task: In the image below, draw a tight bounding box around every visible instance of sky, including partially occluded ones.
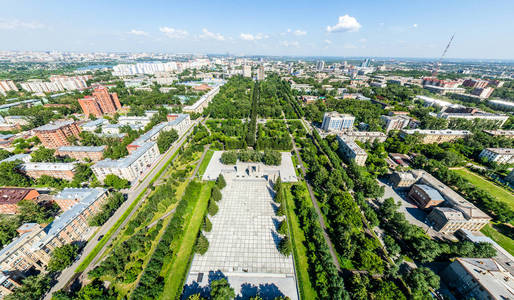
[1,0,513,59]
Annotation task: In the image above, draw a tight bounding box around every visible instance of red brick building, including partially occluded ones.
[78,86,122,117]
[33,120,81,149]
[0,188,40,214]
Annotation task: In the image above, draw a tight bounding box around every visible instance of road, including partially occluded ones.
[45,118,201,299]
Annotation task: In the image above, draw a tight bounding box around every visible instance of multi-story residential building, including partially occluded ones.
[257,66,265,81]
[20,76,90,93]
[408,184,445,209]
[441,258,514,300]
[242,65,252,78]
[471,87,495,99]
[400,129,472,144]
[416,95,462,109]
[336,135,368,166]
[0,272,21,298]
[112,60,210,76]
[0,188,40,215]
[422,77,465,94]
[479,148,514,164]
[483,130,514,138]
[380,115,411,132]
[316,60,325,71]
[78,86,122,117]
[33,120,81,149]
[118,115,151,127]
[56,146,106,162]
[0,188,107,274]
[183,83,222,113]
[0,80,18,96]
[342,131,387,143]
[438,110,509,127]
[20,162,76,180]
[4,116,29,127]
[53,187,108,212]
[0,153,31,164]
[488,99,514,111]
[80,118,108,132]
[390,171,418,188]
[92,142,159,183]
[321,112,355,132]
[462,78,489,89]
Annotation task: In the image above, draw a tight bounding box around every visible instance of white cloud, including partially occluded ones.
[324,39,332,44]
[280,41,299,48]
[129,29,148,36]
[0,18,46,30]
[413,24,418,28]
[159,27,189,39]
[359,38,367,43]
[326,15,362,33]
[293,29,307,36]
[343,43,358,49]
[200,28,225,41]
[240,33,269,41]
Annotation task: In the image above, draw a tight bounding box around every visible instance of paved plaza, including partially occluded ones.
[202,151,298,182]
[184,177,298,300]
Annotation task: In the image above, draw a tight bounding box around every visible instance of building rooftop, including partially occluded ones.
[455,258,514,299]
[21,162,76,171]
[58,145,106,153]
[34,120,75,131]
[483,130,514,136]
[484,148,514,155]
[80,118,107,128]
[402,129,472,136]
[0,153,30,164]
[93,141,156,169]
[0,188,37,205]
[324,111,355,118]
[415,184,444,201]
[130,122,168,146]
[337,135,367,155]
[433,207,466,220]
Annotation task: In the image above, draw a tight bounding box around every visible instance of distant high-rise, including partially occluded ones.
[78,86,122,117]
[316,60,325,71]
[361,58,371,68]
[243,65,252,78]
[257,66,265,81]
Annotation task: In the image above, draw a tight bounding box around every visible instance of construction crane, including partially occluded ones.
[432,34,455,76]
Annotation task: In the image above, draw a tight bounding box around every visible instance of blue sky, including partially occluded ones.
[1,0,513,59]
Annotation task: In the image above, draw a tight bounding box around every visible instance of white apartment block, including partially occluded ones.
[321,112,355,132]
[92,142,160,183]
[479,148,514,165]
[183,84,222,113]
[112,60,210,76]
[337,135,368,166]
[343,131,387,143]
[439,112,509,127]
[20,75,90,93]
[381,115,411,132]
[401,129,472,144]
[0,80,18,96]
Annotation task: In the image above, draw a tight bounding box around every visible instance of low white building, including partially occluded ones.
[92,142,160,183]
[479,148,514,164]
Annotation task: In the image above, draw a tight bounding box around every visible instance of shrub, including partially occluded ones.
[278,220,288,235]
[194,232,209,255]
[276,204,285,216]
[278,236,291,256]
[211,186,222,202]
[203,216,212,232]
[208,200,219,216]
[216,174,227,189]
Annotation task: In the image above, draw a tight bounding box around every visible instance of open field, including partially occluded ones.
[481,223,514,256]
[283,182,317,300]
[453,168,514,210]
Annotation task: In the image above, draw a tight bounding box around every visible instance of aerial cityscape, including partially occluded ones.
[0,1,513,300]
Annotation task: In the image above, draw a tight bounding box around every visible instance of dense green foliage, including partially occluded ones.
[103,174,130,189]
[89,192,126,226]
[220,150,282,165]
[48,243,78,272]
[194,232,209,255]
[157,129,179,153]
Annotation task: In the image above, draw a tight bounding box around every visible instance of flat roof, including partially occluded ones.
[21,162,76,171]
[414,184,444,201]
[455,258,514,299]
[34,120,75,131]
[0,188,37,205]
[58,145,106,153]
[93,141,156,169]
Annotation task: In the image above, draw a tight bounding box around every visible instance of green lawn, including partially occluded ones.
[160,182,213,300]
[197,149,214,176]
[453,168,514,210]
[481,223,514,256]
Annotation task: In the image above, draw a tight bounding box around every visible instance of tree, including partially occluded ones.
[211,186,222,202]
[278,220,288,235]
[77,278,117,300]
[5,274,51,300]
[208,200,219,216]
[73,163,94,183]
[210,278,235,300]
[0,161,31,187]
[203,216,212,232]
[157,129,179,153]
[220,151,237,164]
[48,244,78,272]
[276,203,285,216]
[103,174,130,189]
[17,199,56,224]
[216,174,227,189]
[194,232,209,255]
[278,236,291,256]
[30,146,57,162]
[404,267,440,297]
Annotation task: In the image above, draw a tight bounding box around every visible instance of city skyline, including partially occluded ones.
[1,0,514,59]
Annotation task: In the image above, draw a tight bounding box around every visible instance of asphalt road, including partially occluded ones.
[45,119,200,299]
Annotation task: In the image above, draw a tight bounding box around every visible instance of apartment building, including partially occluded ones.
[20,162,76,180]
[20,75,90,93]
[441,258,514,300]
[92,142,159,183]
[488,99,514,111]
[462,79,489,89]
[400,129,472,144]
[0,272,21,298]
[0,188,107,274]
[56,146,106,162]
[53,187,108,212]
[79,118,108,132]
[0,188,40,215]
[422,77,465,94]
[78,86,122,117]
[336,135,368,166]
[183,83,222,113]
[471,87,495,99]
[242,65,252,78]
[381,115,411,132]
[321,112,355,132]
[33,120,81,149]
[483,130,514,138]
[438,111,509,127]
[479,148,514,164]
[343,131,387,143]
[0,80,18,96]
